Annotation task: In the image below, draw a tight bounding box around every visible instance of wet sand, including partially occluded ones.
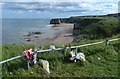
[22,23,74,46]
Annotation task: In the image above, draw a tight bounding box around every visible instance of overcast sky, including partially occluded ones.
[1,0,119,18]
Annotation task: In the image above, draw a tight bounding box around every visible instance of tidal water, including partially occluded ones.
[2,19,52,44]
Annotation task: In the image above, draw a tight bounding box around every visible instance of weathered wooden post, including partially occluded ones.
[73,48,78,63]
[69,44,71,51]
[33,33,40,64]
[104,39,109,49]
[33,52,37,64]
[63,45,67,56]
[27,59,30,69]
[75,47,78,55]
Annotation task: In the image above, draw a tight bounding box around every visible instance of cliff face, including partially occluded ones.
[50,14,120,42]
[50,17,84,24]
[50,19,61,24]
[73,18,102,35]
[60,17,82,23]
[72,17,119,42]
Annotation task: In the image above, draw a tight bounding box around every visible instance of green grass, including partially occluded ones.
[2,36,120,77]
[83,17,119,38]
[73,17,120,41]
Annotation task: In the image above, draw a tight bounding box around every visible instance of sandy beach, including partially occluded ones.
[22,23,74,46]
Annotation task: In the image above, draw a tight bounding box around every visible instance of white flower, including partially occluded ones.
[10,72,12,74]
[98,57,101,60]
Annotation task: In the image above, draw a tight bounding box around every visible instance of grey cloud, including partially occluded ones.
[3,2,118,14]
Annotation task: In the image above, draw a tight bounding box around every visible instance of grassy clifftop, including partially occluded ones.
[2,35,120,77]
[72,17,120,42]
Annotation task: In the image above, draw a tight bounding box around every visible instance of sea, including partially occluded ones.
[2,18,52,44]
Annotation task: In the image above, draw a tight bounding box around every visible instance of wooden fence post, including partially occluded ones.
[75,47,78,55]
[63,45,67,56]
[104,39,109,49]
[27,59,30,69]
[33,53,37,64]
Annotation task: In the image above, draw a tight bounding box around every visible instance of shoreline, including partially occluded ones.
[21,23,74,46]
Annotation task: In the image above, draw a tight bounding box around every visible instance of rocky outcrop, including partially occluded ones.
[50,19,61,24]
[60,17,83,23]
[50,13,120,42]
[73,19,102,35]
[106,13,120,17]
